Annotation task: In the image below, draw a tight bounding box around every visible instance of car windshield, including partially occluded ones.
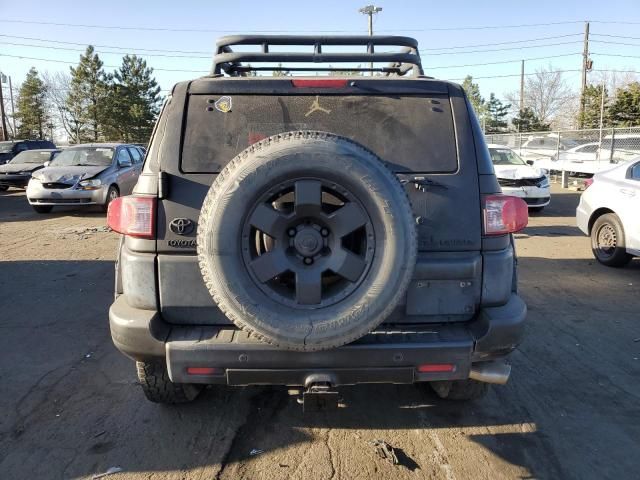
[10,150,53,164]
[50,147,114,167]
[489,148,528,166]
[0,142,16,153]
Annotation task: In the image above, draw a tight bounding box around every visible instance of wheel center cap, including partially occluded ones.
[294,228,322,256]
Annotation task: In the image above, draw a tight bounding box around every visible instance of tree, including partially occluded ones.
[103,55,161,142]
[505,65,574,126]
[578,84,608,129]
[485,93,510,133]
[15,68,48,139]
[461,75,486,120]
[512,107,550,132]
[67,46,110,142]
[272,63,291,77]
[42,71,82,143]
[608,82,640,127]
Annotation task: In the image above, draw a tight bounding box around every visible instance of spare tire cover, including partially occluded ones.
[197,131,416,351]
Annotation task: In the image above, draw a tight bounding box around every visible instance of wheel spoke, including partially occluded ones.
[249,203,288,237]
[296,268,323,305]
[328,247,367,282]
[327,202,368,237]
[249,250,290,283]
[294,180,322,217]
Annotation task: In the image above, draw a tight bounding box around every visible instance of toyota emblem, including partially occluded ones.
[169,218,194,235]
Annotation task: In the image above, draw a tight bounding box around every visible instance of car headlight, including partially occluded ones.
[539,176,550,188]
[78,178,102,190]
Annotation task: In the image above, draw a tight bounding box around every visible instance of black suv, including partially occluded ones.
[108,36,528,407]
[0,139,56,165]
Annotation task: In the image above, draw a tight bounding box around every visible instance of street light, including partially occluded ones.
[359,5,382,74]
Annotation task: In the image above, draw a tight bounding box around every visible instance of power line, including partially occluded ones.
[590,39,640,47]
[591,33,640,41]
[0,34,211,55]
[591,52,640,60]
[445,69,638,82]
[0,18,587,33]
[422,33,582,51]
[428,53,581,70]
[0,41,211,59]
[421,41,583,56]
[0,53,208,73]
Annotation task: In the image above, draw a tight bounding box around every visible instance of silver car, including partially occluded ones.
[26,143,144,214]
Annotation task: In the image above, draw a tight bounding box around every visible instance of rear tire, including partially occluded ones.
[591,213,632,267]
[136,361,202,404]
[430,379,489,401]
[32,205,53,214]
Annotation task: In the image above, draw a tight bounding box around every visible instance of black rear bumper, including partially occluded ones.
[109,294,526,386]
[0,173,30,188]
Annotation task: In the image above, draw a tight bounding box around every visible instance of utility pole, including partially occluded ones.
[597,83,606,164]
[0,72,8,141]
[8,76,16,138]
[519,60,525,113]
[359,5,382,74]
[579,21,591,128]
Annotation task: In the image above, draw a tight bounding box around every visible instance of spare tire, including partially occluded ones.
[197,131,416,351]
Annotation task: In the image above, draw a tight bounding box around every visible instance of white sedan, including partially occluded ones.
[488,144,551,211]
[577,158,640,267]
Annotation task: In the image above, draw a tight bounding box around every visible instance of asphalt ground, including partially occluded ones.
[0,184,638,479]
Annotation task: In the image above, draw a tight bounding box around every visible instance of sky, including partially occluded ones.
[0,0,639,108]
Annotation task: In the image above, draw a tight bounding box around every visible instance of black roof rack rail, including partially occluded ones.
[211,35,424,77]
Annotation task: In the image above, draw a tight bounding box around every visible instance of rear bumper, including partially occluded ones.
[109,294,526,386]
[0,173,30,188]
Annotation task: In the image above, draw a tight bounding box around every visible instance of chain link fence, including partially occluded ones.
[485,126,640,175]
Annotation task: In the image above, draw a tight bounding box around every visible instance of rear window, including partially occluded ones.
[181,95,457,173]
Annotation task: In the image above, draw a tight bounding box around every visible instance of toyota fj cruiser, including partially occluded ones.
[108,35,528,408]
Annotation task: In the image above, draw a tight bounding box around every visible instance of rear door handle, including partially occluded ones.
[620,188,636,196]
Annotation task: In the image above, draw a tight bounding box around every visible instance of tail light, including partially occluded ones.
[291,79,348,88]
[583,178,594,190]
[107,196,155,238]
[484,195,528,235]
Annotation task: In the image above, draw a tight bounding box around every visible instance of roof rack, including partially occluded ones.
[211,35,424,77]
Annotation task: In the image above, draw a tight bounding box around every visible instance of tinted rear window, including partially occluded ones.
[181,95,457,173]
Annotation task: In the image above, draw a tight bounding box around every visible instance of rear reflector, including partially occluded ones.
[107,196,155,238]
[291,79,348,88]
[484,195,528,235]
[186,367,220,375]
[417,364,455,373]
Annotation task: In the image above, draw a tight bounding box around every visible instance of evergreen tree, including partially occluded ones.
[15,68,49,139]
[272,63,291,77]
[512,107,551,132]
[67,46,109,142]
[608,82,640,127]
[104,55,161,142]
[579,84,608,129]
[461,75,486,120]
[485,93,511,133]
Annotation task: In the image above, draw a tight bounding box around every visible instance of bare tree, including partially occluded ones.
[42,71,79,143]
[505,65,575,127]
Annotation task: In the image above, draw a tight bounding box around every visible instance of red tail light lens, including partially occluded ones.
[417,364,455,373]
[583,178,594,190]
[107,196,155,238]
[484,195,528,235]
[291,79,348,88]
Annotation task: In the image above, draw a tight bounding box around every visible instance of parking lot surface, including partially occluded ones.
[1,185,638,480]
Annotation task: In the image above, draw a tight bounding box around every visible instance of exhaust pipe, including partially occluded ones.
[469,362,511,385]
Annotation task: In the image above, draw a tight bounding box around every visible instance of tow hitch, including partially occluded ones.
[301,383,339,412]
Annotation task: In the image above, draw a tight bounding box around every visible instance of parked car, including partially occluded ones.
[518,135,580,162]
[26,143,144,214]
[488,144,550,211]
[0,149,60,190]
[599,134,640,164]
[577,157,640,267]
[107,35,529,407]
[0,139,57,165]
